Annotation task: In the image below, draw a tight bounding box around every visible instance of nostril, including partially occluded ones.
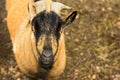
[42,50,53,57]
[39,50,54,69]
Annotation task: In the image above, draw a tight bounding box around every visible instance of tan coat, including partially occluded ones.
[6,0,66,79]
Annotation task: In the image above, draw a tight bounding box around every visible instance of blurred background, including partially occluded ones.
[0,0,120,80]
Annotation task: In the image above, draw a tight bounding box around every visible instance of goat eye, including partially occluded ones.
[32,26,38,33]
[32,22,39,32]
[55,31,60,40]
[57,23,62,32]
[32,26,36,32]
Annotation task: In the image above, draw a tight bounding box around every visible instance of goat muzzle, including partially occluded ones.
[39,49,54,69]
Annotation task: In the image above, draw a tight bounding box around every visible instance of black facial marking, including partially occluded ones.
[32,11,63,42]
[32,11,63,69]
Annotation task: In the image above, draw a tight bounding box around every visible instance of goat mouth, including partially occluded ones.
[39,51,54,69]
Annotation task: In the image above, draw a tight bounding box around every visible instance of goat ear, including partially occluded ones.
[28,3,36,21]
[63,11,77,27]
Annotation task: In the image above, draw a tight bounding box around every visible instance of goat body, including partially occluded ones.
[6,0,77,79]
[6,0,66,79]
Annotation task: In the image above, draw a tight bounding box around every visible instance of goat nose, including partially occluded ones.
[39,50,54,69]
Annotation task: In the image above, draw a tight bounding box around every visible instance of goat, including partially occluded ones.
[6,0,77,79]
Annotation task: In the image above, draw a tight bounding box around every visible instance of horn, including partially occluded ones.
[28,0,45,20]
[51,2,72,15]
[33,0,52,13]
[34,1,46,14]
[28,0,72,19]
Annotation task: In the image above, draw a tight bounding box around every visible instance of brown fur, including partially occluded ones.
[6,0,66,79]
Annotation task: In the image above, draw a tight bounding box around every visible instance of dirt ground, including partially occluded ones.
[0,0,120,80]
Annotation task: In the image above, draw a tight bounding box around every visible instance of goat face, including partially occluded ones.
[31,10,77,69]
[31,11,62,69]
